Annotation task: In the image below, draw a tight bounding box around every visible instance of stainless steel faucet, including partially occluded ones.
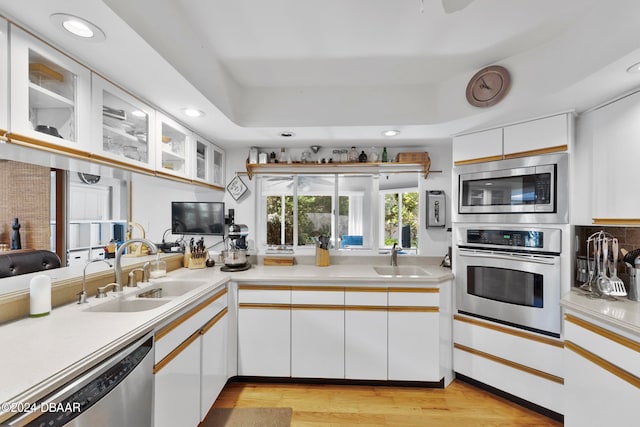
[78,258,112,304]
[391,243,400,266]
[114,238,159,287]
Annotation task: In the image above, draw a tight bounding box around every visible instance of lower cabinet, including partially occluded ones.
[153,287,228,427]
[563,312,640,427]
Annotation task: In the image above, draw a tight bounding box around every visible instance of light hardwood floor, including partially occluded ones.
[212,380,562,426]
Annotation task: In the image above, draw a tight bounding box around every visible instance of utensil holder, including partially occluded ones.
[188,257,207,269]
[316,248,330,267]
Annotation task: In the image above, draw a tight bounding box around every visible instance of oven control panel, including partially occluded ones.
[456,226,562,254]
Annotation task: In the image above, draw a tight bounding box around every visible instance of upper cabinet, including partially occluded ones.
[9,25,90,151]
[91,74,155,170]
[193,133,225,187]
[0,18,8,132]
[156,113,191,178]
[453,113,572,165]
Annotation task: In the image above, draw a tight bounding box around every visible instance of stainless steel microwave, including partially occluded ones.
[453,153,568,224]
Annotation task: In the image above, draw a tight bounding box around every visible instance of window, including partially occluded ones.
[259,173,418,252]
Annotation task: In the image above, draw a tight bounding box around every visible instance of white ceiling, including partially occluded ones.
[2,0,640,149]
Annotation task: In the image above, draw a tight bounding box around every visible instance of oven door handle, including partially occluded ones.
[458,248,558,265]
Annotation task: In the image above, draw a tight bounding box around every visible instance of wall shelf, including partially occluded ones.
[245,157,433,180]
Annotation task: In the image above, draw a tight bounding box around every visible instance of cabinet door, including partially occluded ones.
[91,74,155,170]
[291,289,345,379]
[193,134,213,184]
[345,290,387,380]
[156,112,191,177]
[212,145,225,186]
[201,311,228,421]
[452,128,503,165]
[238,307,291,377]
[591,91,640,219]
[154,334,201,427]
[0,18,7,131]
[9,25,90,151]
[388,290,440,381]
[503,114,569,158]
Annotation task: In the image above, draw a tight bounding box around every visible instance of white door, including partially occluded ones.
[200,312,228,420]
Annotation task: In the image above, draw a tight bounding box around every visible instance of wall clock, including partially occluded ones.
[78,172,101,184]
[466,65,511,108]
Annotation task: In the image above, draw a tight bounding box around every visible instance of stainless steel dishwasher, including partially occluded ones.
[6,333,154,427]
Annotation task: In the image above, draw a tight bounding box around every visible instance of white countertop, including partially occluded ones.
[0,263,452,422]
[561,289,640,336]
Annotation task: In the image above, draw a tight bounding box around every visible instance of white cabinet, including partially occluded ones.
[388,289,440,381]
[9,25,91,151]
[200,309,228,421]
[503,113,569,157]
[344,289,387,380]
[156,112,191,177]
[564,313,640,427]
[237,285,291,377]
[291,288,345,379]
[0,18,7,131]
[192,134,225,187]
[154,287,228,427]
[590,90,640,221]
[91,74,156,170]
[452,128,503,165]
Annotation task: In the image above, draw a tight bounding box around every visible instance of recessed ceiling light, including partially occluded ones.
[50,14,105,42]
[182,108,205,118]
[627,62,640,74]
[382,130,400,137]
[280,131,295,137]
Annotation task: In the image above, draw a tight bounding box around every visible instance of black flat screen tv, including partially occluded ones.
[171,201,225,235]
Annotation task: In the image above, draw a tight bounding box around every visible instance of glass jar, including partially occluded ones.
[348,146,359,162]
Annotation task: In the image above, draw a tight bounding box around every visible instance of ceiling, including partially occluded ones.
[2,0,640,149]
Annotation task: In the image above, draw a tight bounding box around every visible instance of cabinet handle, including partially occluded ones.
[156,288,227,341]
[239,303,290,310]
[200,307,228,335]
[565,341,640,388]
[153,329,200,374]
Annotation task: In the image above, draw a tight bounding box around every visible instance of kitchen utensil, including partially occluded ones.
[221,249,248,266]
[608,238,627,296]
[623,247,640,265]
[597,237,613,297]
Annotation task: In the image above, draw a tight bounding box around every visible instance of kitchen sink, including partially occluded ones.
[136,280,209,298]
[85,298,170,313]
[373,265,431,277]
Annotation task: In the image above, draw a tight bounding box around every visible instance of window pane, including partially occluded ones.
[337,175,373,249]
[266,195,293,246]
[384,193,399,246]
[401,192,419,248]
[297,175,335,246]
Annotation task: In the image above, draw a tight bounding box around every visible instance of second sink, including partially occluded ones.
[374,265,431,277]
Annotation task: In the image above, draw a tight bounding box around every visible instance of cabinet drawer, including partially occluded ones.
[239,285,291,304]
[388,288,438,307]
[345,289,387,306]
[155,288,227,361]
[292,288,344,305]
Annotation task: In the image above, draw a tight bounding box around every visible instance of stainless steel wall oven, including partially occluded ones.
[455,226,562,337]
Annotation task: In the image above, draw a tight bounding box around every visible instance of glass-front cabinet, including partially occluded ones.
[0,18,8,132]
[91,74,155,170]
[156,113,190,177]
[9,25,90,150]
[192,133,225,186]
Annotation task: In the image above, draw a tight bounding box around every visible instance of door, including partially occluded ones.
[200,310,228,420]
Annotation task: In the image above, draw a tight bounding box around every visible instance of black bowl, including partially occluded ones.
[35,125,61,138]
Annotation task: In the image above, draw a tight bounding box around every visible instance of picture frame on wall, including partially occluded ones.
[226,175,248,201]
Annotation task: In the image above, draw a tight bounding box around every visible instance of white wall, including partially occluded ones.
[223,142,453,257]
[131,173,225,247]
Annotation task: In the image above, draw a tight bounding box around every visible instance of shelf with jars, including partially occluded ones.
[244,150,432,180]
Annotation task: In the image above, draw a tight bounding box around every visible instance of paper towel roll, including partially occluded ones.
[30,275,51,317]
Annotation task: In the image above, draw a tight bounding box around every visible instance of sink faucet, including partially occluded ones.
[114,238,159,288]
[78,258,112,304]
[391,243,401,266]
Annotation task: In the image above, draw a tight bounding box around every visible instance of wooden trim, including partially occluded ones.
[89,153,155,176]
[239,284,292,291]
[592,218,640,225]
[200,307,228,335]
[153,329,200,374]
[7,132,91,159]
[565,314,640,353]
[388,306,439,313]
[155,288,227,341]
[388,287,439,293]
[344,305,388,311]
[291,286,345,292]
[454,314,564,348]
[565,341,640,388]
[291,304,345,311]
[344,287,387,292]
[192,180,225,192]
[503,145,568,159]
[239,303,291,310]
[454,343,564,385]
[454,155,504,166]
[154,170,194,185]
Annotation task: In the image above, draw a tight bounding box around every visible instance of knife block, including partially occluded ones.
[316,247,330,267]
